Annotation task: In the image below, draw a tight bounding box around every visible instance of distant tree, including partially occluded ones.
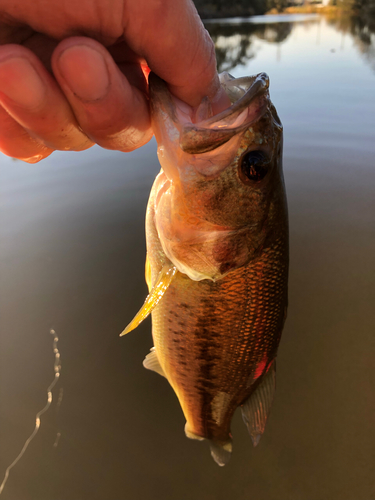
[266,0,289,12]
[194,0,375,18]
[354,0,375,13]
[192,0,269,17]
[205,23,259,71]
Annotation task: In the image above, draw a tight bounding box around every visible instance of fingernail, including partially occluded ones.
[58,45,110,101]
[0,57,46,109]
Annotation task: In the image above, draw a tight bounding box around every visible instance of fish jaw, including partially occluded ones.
[149,72,270,182]
[149,73,283,282]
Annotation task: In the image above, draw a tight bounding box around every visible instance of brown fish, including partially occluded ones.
[121,72,288,466]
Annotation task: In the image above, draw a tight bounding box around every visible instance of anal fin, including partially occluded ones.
[120,263,177,336]
[143,348,165,378]
[241,360,276,447]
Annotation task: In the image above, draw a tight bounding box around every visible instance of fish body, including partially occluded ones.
[123,72,288,465]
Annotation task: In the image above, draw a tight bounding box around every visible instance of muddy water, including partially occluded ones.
[0,14,374,500]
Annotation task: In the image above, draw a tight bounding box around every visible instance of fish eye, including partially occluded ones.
[239,150,270,183]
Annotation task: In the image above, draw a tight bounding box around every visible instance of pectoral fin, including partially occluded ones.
[241,360,276,447]
[143,348,165,378]
[120,263,177,336]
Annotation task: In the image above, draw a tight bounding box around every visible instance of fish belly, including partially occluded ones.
[147,198,288,443]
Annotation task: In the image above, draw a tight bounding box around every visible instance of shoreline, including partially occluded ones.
[198,5,358,21]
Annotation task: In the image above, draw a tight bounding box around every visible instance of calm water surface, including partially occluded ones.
[0,14,374,500]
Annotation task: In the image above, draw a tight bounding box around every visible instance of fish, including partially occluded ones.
[121,71,288,466]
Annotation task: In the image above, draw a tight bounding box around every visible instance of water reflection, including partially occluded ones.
[328,12,375,71]
[1,10,375,500]
[205,12,375,73]
[206,22,293,72]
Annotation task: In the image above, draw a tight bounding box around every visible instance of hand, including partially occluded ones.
[0,0,226,162]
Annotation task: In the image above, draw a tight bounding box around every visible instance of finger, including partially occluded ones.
[122,0,230,113]
[0,23,33,44]
[22,32,59,71]
[0,105,53,162]
[51,37,153,152]
[0,44,93,152]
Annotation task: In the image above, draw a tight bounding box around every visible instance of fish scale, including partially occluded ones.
[148,230,288,444]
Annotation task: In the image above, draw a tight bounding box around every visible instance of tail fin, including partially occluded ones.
[185,423,232,466]
[209,440,232,467]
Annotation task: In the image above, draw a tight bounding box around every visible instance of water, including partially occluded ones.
[0,13,374,500]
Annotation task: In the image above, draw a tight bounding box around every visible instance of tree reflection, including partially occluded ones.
[206,24,258,73]
[254,22,293,44]
[326,8,375,72]
[205,22,293,72]
[205,10,375,74]
[352,6,375,71]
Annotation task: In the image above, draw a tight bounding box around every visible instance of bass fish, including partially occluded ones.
[121,72,288,466]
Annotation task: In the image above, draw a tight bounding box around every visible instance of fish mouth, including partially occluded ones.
[149,72,270,155]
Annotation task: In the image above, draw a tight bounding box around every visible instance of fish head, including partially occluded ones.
[149,72,284,281]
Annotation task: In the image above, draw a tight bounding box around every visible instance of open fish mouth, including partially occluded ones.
[149,71,270,155]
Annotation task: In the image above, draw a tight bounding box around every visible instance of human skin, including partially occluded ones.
[0,0,228,162]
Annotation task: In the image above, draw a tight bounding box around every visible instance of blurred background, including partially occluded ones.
[0,2,374,499]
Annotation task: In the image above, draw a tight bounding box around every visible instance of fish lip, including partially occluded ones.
[192,72,269,128]
[149,72,270,155]
[180,73,270,154]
